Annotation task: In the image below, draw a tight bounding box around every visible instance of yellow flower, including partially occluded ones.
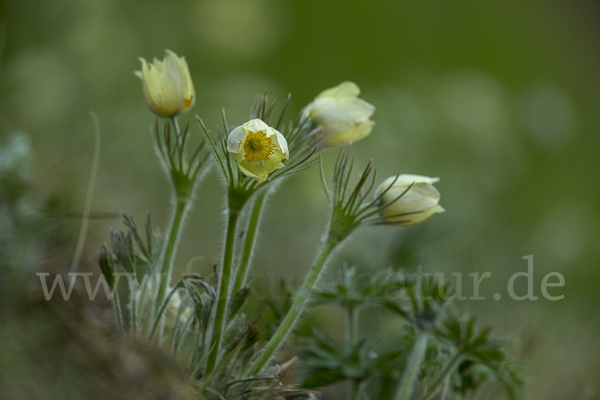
[379,174,444,226]
[303,81,375,147]
[227,119,289,181]
[135,50,195,117]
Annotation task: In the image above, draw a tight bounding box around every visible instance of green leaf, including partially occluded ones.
[301,369,346,389]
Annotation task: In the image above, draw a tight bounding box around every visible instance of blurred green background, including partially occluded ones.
[1,0,600,398]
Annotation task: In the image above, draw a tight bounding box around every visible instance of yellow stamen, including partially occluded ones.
[243,130,276,163]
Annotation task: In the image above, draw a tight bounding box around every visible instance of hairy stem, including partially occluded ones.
[170,116,181,146]
[246,237,339,377]
[206,211,240,373]
[156,198,188,310]
[233,190,266,293]
[346,307,358,400]
[155,115,189,311]
[395,332,429,400]
[419,353,462,400]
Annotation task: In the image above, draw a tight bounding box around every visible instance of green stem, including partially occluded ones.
[170,116,181,141]
[156,199,188,311]
[346,307,358,400]
[395,332,429,400]
[206,211,240,373]
[155,115,188,311]
[419,353,462,400]
[233,191,267,293]
[246,237,339,377]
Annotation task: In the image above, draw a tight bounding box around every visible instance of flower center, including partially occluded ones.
[243,130,276,163]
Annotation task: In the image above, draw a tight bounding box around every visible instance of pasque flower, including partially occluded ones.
[227,119,289,181]
[378,174,444,226]
[135,50,195,117]
[303,81,375,147]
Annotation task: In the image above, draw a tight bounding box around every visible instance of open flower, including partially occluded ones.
[135,50,195,117]
[227,119,289,181]
[302,81,375,147]
[378,174,444,226]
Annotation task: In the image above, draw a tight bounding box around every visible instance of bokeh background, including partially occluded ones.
[1,0,600,399]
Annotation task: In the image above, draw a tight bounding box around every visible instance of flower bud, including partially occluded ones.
[378,175,444,226]
[165,290,192,326]
[303,81,375,147]
[227,119,289,182]
[135,50,195,117]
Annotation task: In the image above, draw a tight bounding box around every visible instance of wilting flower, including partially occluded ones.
[135,50,195,117]
[302,81,375,147]
[378,174,444,226]
[227,119,289,181]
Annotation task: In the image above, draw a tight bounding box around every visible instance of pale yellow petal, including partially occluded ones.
[304,81,375,147]
[135,50,195,117]
[321,120,374,147]
[316,81,361,100]
[236,161,267,181]
[243,118,271,133]
[311,98,374,127]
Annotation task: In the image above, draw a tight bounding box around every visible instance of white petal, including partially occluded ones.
[272,129,289,158]
[380,175,440,191]
[396,174,440,186]
[227,126,247,153]
[384,183,439,211]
